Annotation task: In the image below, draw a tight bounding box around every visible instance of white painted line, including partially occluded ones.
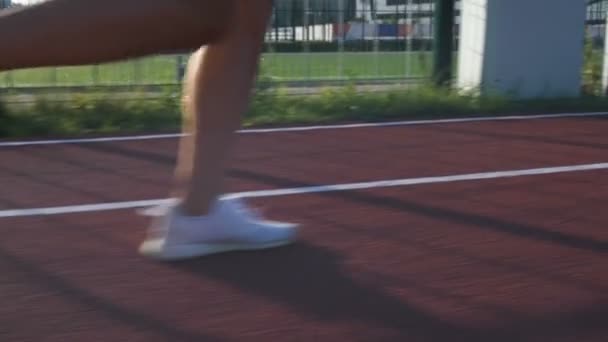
[0,133,185,147]
[1,162,607,218]
[0,199,175,218]
[1,111,607,147]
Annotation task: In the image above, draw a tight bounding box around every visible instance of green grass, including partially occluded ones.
[0,52,432,88]
[1,40,604,139]
[260,52,431,80]
[1,56,181,87]
[2,84,608,139]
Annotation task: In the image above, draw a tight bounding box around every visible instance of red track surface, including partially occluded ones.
[1,116,607,341]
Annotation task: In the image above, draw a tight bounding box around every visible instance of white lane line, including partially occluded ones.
[0,133,184,147]
[1,111,607,147]
[1,162,607,218]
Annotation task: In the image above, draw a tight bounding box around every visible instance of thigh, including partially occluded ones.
[176,0,238,42]
[233,0,273,37]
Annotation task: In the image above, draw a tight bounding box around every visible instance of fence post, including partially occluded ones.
[176,55,185,84]
[337,0,345,80]
[4,72,14,89]
[405,0,414,78]
[92,65,99,86]
[50,68,58,87]
[602,1,608,95]
[432,0,455,87]
[303,0,311,81]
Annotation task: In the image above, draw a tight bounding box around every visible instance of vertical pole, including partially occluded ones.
[602,1,608,95]
[337,0,345,79]
[303,0,310,81]
[176,55,185,84]
[433,0,455,86]
[50,67,58,87]
[5,72,14,89]
[2,1,13,88]
[92,65,99,86]
[373,0,380,79]
[405,0,414,78]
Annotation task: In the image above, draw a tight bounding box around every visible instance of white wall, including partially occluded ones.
[458,0,587,98]
[457,0,487,94]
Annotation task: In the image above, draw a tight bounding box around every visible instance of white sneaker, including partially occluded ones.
[138,197,298,261]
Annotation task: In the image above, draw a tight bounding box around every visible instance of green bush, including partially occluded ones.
[0,99,11,136]
[2,83,608,139]
[582,35,604,96]
[0,92,182,138]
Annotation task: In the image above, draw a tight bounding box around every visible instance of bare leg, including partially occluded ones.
[175,0,273,216]
[0,0,234,70]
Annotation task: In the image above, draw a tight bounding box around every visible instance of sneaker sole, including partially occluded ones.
[139,238,295,261]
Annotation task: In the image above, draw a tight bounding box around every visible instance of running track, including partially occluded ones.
[0,113,607,341]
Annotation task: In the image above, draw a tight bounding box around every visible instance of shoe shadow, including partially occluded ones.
[172,242,476,341]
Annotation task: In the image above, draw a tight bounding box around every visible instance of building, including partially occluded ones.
[272,0,358,27]
[354,0,437,22]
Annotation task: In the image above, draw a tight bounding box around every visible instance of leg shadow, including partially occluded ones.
[173,242,478,341]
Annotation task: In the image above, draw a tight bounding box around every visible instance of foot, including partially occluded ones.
[139,197,298,261]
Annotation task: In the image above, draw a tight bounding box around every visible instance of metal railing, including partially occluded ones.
[1,0,606,91]
[1,0,437,90]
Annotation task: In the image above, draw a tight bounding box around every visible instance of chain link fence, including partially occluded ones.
[1,0,438,91]
[1,0,606,91]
